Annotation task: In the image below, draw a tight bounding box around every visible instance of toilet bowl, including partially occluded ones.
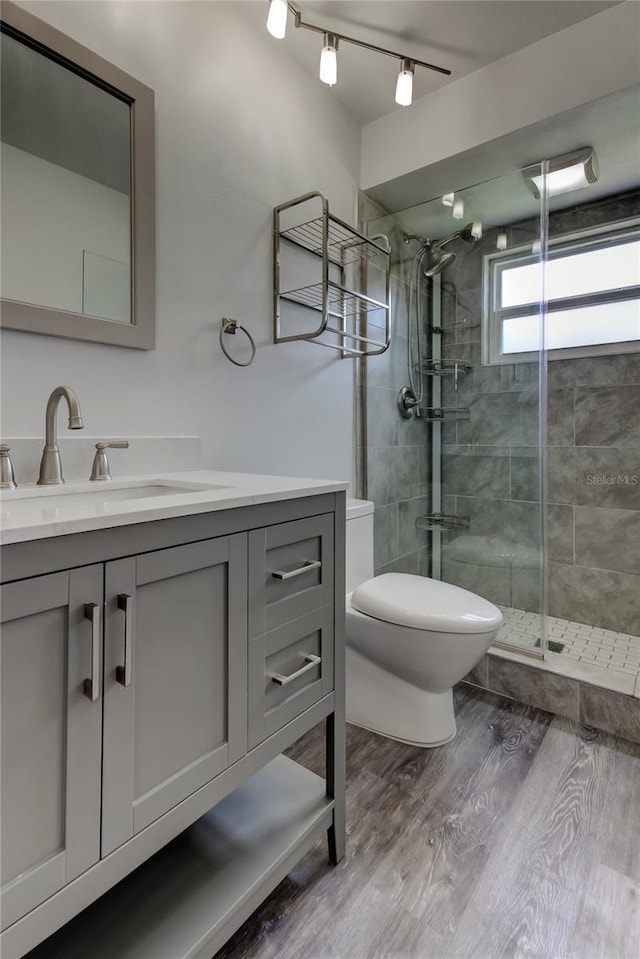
[345,499,503,747]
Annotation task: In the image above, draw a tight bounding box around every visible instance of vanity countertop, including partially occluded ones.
[0,470,348,546]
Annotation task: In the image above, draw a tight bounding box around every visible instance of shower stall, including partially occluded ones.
[361,96,640,693]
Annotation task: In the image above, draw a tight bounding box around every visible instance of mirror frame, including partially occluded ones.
[0,1,155,349]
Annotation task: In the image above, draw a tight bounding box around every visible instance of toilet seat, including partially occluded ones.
[351,572,503,634]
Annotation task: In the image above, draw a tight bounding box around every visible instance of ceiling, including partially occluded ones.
[369,85,640,240]
[250,0,620,124]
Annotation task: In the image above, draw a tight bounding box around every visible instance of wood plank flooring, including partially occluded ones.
[215,686,640,959]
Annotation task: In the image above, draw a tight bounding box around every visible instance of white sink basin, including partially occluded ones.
[0,479,232,523]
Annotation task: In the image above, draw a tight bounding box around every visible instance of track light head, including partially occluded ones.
[320,33,338,86]
[267,0,288,39]
[395,58,414,106]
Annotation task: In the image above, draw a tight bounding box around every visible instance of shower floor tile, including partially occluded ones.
[496,606,640,680]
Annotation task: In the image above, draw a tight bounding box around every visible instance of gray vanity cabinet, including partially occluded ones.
[0,566,104,931]
[101,534,248,856]
[0,491,345,959]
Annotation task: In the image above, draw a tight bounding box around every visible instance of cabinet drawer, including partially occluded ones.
[249,514,334,638]
[248,607,334,749]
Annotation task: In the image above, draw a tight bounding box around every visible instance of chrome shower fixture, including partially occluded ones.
[417,223,479,276]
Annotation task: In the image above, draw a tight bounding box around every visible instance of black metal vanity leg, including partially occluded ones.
[326,711,346,864]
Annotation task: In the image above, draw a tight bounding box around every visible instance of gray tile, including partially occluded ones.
[367,388,400,448]
[510,567,542,614]
[463,654,489,689]
[454,288,482,339]
[575,385,640,448]
[398,496,429,556]
[548,561,640,636]
[547,389,574,446]
[440,342,501,396]
[548,504,574,564]
[549,190,640,238]
[501,362,540,393]
[547,447,640,510]
[457,391,539,447]
[441,557,511,607]
[375,550,422,576]
[580,684,640,745]
[398,403,430,448]
[511,446,540,502]
[548,353,640,390]
[575,506,640,576]
[367,446,428,507]
[488,656,580,720]
[367,334,409,391]
[373,503,399,569]
[442,445,510,499]
[419,547,432,578]
[455,495,541,549]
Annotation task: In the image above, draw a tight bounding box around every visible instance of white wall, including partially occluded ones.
[361,2,640,196]
[1,142,129,317]
[1,1,361,484]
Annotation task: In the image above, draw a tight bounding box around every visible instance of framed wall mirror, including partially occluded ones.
[0,2,155,349]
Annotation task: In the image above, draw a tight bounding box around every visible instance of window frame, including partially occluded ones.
[482,217,640,366]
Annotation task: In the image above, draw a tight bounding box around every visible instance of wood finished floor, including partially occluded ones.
[216,686,640,959]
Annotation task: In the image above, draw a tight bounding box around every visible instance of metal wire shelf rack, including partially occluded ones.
[279,216,390,266]
[273,191,391,358]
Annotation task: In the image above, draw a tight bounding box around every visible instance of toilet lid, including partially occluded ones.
[351,573,503,634]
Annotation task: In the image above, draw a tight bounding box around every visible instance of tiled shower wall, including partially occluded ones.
[361,203,432,576]
[442,188,640,636]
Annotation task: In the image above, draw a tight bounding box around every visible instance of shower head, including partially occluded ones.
[423,249,456,276]
[421,223,478,276]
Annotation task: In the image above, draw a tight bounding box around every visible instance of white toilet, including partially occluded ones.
[345,499,503,748]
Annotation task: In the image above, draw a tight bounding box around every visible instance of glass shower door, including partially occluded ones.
[364,169,546,656]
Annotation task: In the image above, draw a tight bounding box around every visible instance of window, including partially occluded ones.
[483,222,640,364]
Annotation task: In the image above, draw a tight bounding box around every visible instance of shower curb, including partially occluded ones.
[462,649,640,745]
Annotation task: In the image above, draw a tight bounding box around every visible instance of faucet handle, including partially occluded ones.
[0,445,17,489]
[90,441,129,481]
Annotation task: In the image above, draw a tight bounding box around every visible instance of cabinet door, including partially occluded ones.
[102,534,247,855]
[0,566,103,931]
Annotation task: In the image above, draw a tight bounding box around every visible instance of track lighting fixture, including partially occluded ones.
[442,193,455,207]
[496,229,508,252]
[320,33,338,86]
[471,222,483,240]
[395,59,414,107]
[452,199,464,220]
[266,1,450,105]
[267,0,288,39]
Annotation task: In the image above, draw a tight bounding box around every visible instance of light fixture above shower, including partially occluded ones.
[522,147,599,199]
[265,0,451,106]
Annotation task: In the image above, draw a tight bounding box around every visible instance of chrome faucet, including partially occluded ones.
[37,386,84,485]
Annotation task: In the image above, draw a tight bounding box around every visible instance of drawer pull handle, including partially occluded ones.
[116,593,134,687]
[269,654,321,687]
[271,560,321,581]
[83,602,101,702]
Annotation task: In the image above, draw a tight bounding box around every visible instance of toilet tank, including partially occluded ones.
[345,499,374,593]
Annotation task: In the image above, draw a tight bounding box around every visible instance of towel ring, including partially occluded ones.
[219,317,256,367]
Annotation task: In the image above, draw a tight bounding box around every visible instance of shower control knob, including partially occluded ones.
[398,387,418,419]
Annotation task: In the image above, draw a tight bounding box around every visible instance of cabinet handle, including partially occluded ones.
[83,602,101,702]
[271,560,321,581]
[269,654,321,687]
[116,593,133,687]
